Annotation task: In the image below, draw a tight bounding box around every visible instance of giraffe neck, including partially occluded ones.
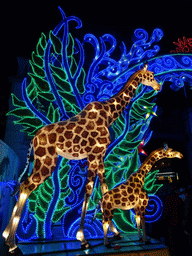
[136,149,166,182]
[104,71,140,126]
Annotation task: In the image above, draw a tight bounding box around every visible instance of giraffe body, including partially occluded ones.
[2,65,161,252]
[99,148,183,246]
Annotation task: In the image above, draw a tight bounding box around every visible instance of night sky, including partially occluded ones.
[2,1,192,160]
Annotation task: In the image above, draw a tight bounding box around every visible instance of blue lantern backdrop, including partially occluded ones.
[6,7,192,241]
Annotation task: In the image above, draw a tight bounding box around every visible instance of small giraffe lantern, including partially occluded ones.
[97,147,183,247]
[2,64,161,252]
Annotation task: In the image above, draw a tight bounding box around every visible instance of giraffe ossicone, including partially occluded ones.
[3,65,161,252]
[97,147,183,247]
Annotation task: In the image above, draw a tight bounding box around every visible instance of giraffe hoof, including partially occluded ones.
[9,247,23,255]
[114,233,122,240]
[81,242,91,250]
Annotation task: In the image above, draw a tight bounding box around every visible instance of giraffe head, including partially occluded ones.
[137,64,161,91]
[162,147,183,159]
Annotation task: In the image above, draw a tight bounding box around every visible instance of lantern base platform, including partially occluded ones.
[17,233,169,256]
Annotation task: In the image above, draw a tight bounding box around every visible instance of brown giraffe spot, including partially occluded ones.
[88,112,97,119]
[56,127,65,133]
[122,197,128,202]
[48,146,55,155]
[114,194,121,198]
[80,149,84,154]
[78,119,86,125]
[100,110,107,119]
[96,117,103,126]
[39,134,47,145]
[88,170,94,177]
[34,137,38,147]
[94,102,103,110]
[41,166,49,176]
[48,133,56,144]
[82,131,89,138]
[81,140,87,146]
[72,153,79,157]
[66,123,76,130]
[128,187,133,193]
[32,173,41,183]
[80,111,87,118]
[65,141,72,148]
[104,194,109,200]
[98,137,107,144]
[89,154,95,161]
[110,104,116,113]
[115,200,120,205]
[122,190,127,196]
[45,124,55,131]
[135,188,139,194]
[130,182,135,188]
[107,202,112,209]
[86,121,95,130]
[73,135,81,144]
[28,184,35,191]
[91,131,98,137]
[129,195,135,202]
[92,146,104,154]
[116,104,121,110]
[88,137,96,146]
[114,188,120,193]
[64,131,73,139]
[122,203,126,207]
[59,136,65,142]
[104,209,110,216]
[140,193,145,199]
[103,105,109,111]
[85,146,92,152]
[121,184,126,189]
[143,200,147,206]
[35,147,46,157]
[74,126,83,134]
[97,127,108,136]
[35,159,41,171]
[58,121,67,126]
[44,156,52,166]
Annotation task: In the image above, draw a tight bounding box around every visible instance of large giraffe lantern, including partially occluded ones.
[2,64,161,252]
[97,147,183,247]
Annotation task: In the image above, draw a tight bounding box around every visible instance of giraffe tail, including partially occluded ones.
[12,141,33,197]
[18,141,33,183]
[92,199,101,223]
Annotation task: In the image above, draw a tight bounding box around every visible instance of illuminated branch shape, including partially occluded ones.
[97,147,183,247]
[2,64,160,252]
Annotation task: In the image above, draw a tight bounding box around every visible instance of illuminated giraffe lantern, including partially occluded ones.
[2,64,161,252]
[98,147,183,247]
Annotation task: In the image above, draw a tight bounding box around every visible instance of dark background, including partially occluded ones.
[2,0,192,182]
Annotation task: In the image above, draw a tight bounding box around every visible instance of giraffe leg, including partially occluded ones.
[134,206,142,241]
[2,153,58,252]
[76,155,96,248]
[102,209,113,247]
[140,195,149,243]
